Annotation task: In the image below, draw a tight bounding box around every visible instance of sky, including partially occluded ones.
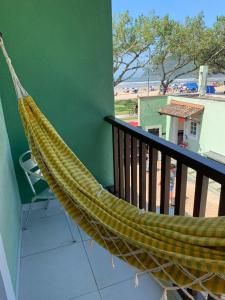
[112,0,225,26]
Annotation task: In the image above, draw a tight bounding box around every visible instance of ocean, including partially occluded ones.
[115,76,225,90]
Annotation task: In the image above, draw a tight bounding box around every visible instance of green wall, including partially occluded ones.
[167,95,225,155]
[139,96,168,137]
[0,0,114,203]
[0,99,21,292]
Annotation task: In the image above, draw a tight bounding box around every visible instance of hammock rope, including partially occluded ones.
[1,37,225,300]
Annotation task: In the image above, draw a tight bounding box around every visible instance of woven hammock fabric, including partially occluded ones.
[18,96,225,296]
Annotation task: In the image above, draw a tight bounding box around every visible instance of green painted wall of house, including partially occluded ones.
[139,96,168,137]
[167,96,225,156]
[0,99,21,292]
[0,0,114,203]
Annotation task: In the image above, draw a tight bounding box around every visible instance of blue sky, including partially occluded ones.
[112,0,225,26]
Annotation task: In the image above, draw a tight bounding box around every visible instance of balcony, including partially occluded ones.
[16,117,225,300]
[0,1,224,300]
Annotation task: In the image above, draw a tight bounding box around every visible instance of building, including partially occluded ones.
[138,96,167,137]
[161,95,225,163]
[138,93,225,165]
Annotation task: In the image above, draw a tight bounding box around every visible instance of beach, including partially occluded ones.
[115,79,225,100]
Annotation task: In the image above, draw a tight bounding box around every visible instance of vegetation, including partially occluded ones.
[198,16,225,74]
[113,12,225,94]
[115,99,137,115]
[113,12,155,86]
[148,14,207,94]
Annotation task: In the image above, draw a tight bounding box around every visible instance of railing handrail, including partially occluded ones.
[105,116,225,185]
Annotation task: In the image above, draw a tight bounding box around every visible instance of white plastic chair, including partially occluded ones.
[19,150,76,242]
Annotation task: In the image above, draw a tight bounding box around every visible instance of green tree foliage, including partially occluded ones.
[113,12,155,86]
[148,14,209,94]
[198,17,225,74]
[113,12,225,92]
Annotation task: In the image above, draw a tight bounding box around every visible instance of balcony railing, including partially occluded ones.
[105,116,225,218]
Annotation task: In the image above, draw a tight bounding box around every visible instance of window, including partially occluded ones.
[148,128,160,136]
[190,121,197,136]
[145,125,162,137]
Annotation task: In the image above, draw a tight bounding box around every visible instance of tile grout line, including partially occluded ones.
[16,205,23,299]
[98,275,135,292]
[76,225,136,298]
[21,212,83,258]
[22,209,64,223]
[77,226,101,292]
[98,289,103,300]
[67,289,100,300]
[21,211,136,300]
[21,240,83,259]
[20,217,100,300]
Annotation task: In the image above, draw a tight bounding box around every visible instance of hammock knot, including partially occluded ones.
[134,272,139,288]
[88,239,94,249]
[160,288,168,300]
[111,255,115,269]
[139,208,145,216]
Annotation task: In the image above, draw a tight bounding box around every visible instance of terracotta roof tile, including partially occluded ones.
[159,100,204,119]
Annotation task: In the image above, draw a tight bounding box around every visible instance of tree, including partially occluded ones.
[148,14,208,94]
[113,12,155,86]
[198,17,225,74]
[113,12,225,92]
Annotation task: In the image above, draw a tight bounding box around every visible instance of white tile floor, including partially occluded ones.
[19,200,180,300]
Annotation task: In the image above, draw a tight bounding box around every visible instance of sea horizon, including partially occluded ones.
[116,75,225,88]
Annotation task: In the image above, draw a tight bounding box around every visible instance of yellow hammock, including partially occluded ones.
[1,37,225,299]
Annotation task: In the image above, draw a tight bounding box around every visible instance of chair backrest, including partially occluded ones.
[19,150,43,195]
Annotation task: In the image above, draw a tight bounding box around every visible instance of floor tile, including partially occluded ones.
[21,212,81,256]
[19,243,97,300]
[84,241,134,289]
[69,291,101,300]
[100,274,163,300]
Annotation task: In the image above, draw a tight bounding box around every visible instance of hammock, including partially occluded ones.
[0,37,225,300]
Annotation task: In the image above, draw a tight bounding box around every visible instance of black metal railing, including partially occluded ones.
[106,116,225,217]
[106,116,225,299]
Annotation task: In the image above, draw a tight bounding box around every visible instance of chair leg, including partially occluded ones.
[23,198,35,230]
[64,211,76,242]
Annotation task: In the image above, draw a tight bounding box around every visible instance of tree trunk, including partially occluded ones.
[161,82,169,95]
[162,86,167,95]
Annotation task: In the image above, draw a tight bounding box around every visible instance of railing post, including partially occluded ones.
[124,133,131,202]
[139,141,147,209]
[160,153,170,214]
[218,183,225,216]
[148,147,157,212]
[131,136,138,206]
[118,129,125,199]
[193,172,209,217]
[112,126,119,196]
[174,162,188,216]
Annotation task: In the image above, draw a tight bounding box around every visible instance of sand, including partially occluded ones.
[115,85,225,101]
